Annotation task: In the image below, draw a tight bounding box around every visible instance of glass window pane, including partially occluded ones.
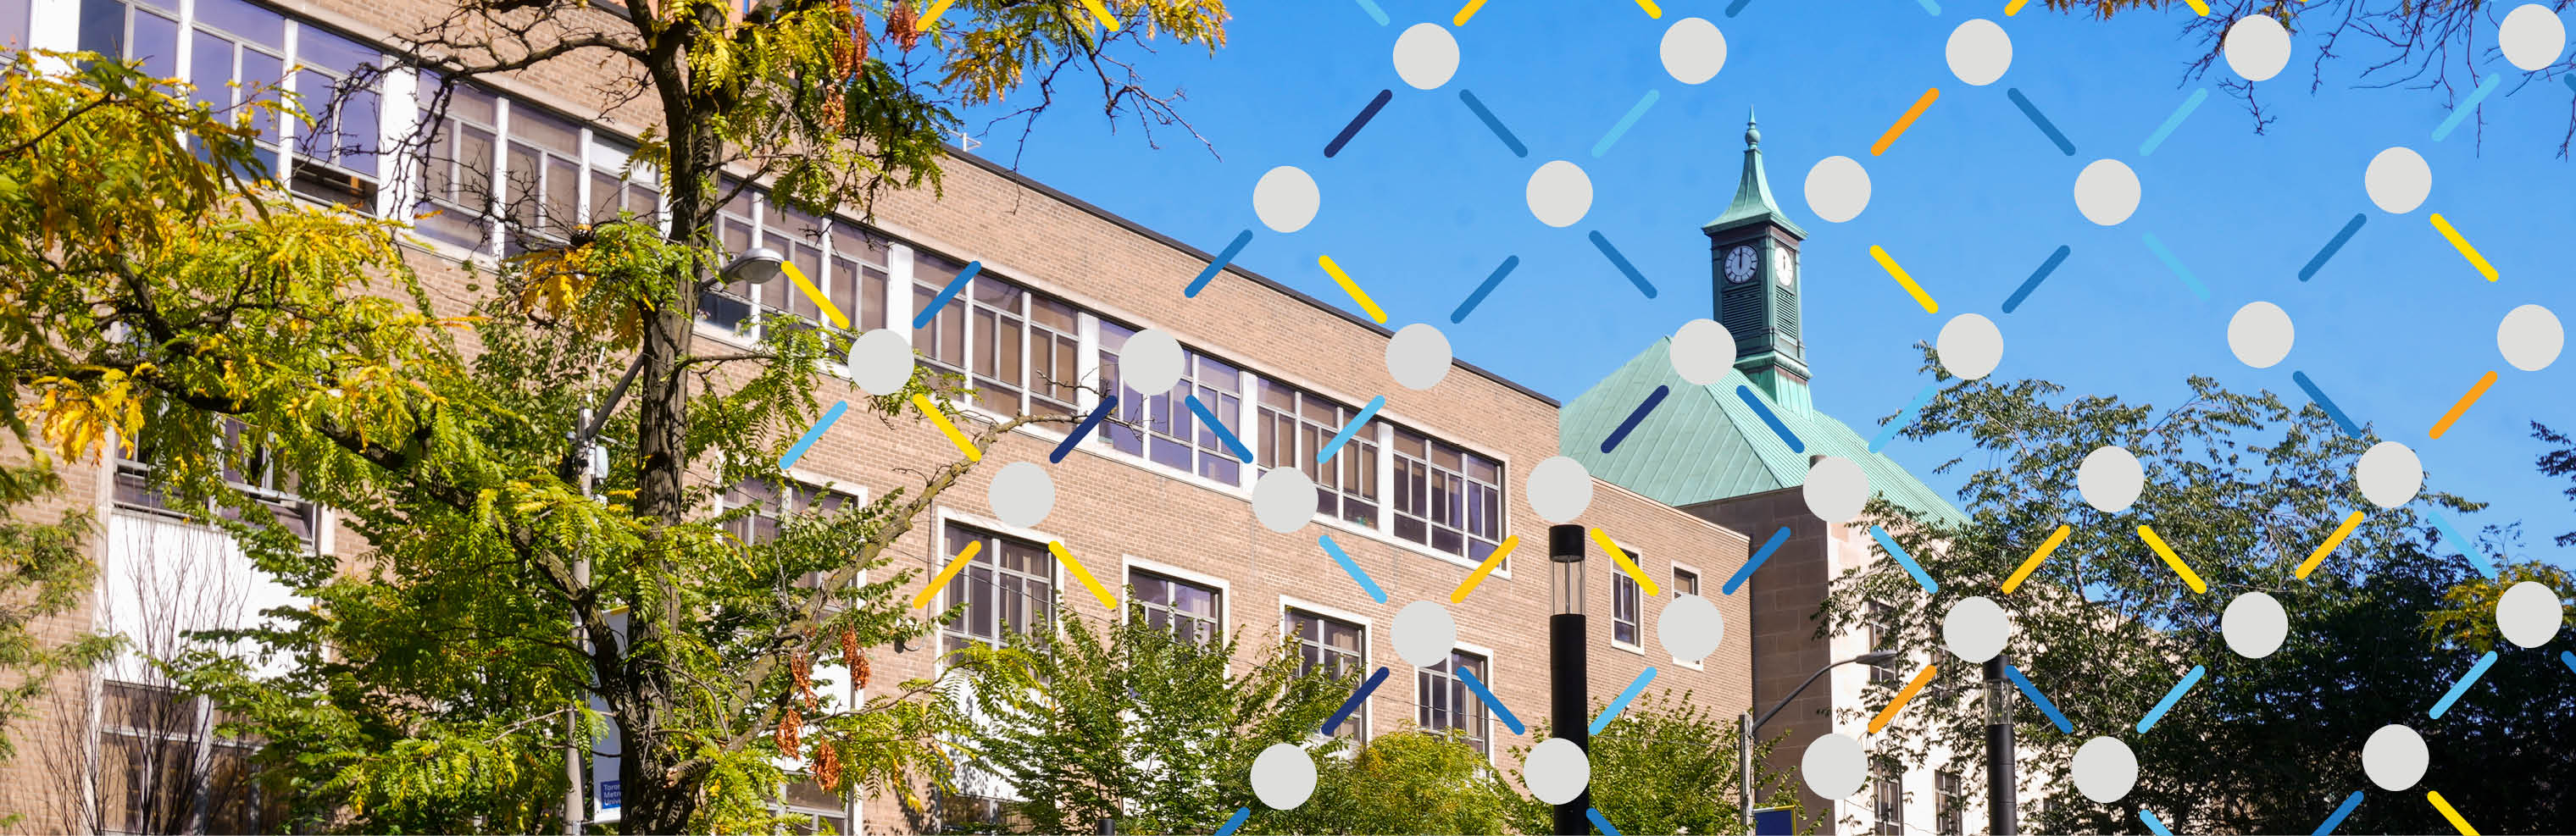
[193,0,280,45]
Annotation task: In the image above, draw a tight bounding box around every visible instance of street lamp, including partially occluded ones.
[1739,649,1901,833]
[1547,523,1587,836]
[721,246,788,285]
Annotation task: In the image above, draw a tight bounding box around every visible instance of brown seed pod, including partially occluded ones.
[840,626,861,671]
[814,740,844,791]
[776,705,802,757]
[886,1,921,51]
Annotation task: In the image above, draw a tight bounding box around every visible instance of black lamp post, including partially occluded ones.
[1547,523,1588,836]
[1985,656,2016,835]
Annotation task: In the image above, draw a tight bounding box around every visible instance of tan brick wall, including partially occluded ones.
[3,2,1761,831]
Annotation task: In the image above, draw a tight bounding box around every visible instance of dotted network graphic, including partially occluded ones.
[791,2,2575,834]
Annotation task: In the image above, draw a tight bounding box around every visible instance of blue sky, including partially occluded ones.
[958,2,2575,568]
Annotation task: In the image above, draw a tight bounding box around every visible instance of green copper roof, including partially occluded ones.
[1702,110,1808,240]
[1559,338,1964,527]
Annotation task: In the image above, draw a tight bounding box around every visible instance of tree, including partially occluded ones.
[960,601,1345,834]
[1502,691,1807,836]
[1255,729,1518,836]
[2046,0,2576,152]
[1832,355,2576,834]
[8,0,1229,830]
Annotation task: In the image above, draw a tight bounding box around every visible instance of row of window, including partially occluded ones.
[931,521,1499,753]
[1872,761,1970,835]
[63,0,1517,567]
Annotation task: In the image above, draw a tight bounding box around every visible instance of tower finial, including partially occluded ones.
[1745,107,1760,147]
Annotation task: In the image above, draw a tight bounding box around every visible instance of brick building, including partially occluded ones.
[0,0,1755,833]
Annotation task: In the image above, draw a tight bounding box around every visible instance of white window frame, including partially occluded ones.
[1120,555,1231,649]
[1413,639,1499,764]
[1667,560,1707,670]
[1279,594,1373,744]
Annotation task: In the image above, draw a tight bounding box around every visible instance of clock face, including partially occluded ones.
[1774,247,1797,289]
[1724,246,1759,284]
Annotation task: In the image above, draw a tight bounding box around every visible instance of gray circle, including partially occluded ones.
[1393,601,1457,668]
[1943,595,2008,663]
[1252,166,1321,235]
[2365,147,2430,214]
[2223,13,2290,81]
[1658,595,1724,662]
[987,461,1055,529]
[1386,324,1452,390]
[2228,302,2296,369]
[1668,318,1736,385]
[847,329,915,395]
[1121,328,1185,396]
[2074,159,2140,226]
[2356,441,2422,509]
[1802,457,1870,523]
[1251,742,1317,809]
[2078,446,2143,514]
[1658,17,1726,85]
[1936,313,2004,381]
[1944,18,2012,86]
[1524,737,1591,805]
[2498,303,2562,372]
[1252,467,1316,534]
[2496,580,2563,649]
[1803,155,1871,224]
[2500,3,2568,72]
[2072,736,2138,803]
[1528,457,1595,523]
[2362,724,2427,791]
[1800,733,1867,799]
[1525,160,1593,228]
[2222,591,2288,659]
[1391,22,1458,91]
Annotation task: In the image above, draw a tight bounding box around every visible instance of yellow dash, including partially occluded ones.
[1871,87,1940,157]
[2182,0,2210,14]
[2296,511,2365,579]
[2004,0,2030,14]
[1869,663,1939,734]
[1590,527,1661,596]
[920,0,956,26]
[1048,540,1119,609]
[2429,370,2498,440]
[2429,213,2500,281]
[1076,0,1121,30]
[2136,524,2207,593]
[911,540,983,608]
[2428,790,2479,835]
[1318,254,1389,324]
[2001,524,2072,594]
[1633,0,1661,19]
[910,393,981,462]
[1868,245,1940,313]
[1452,0,1487,25]
[780,262,848,330]
[1451,534,1519,603]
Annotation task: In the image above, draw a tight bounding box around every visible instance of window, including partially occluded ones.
[1873,758,1904,835]
[777,775,850,836]
[1131,570,1221,646]
[699,183,758,329]
[3,0,28,48]
[97,683,278,835]
[1255,379,1376,527]
[1936,769,1963,835]
[1391,428,1502,559]
[939,523,1054,656]
[824,218,889,333]
[1287,608,1364,739]
[500,102,581,250]
[586,136,660,229]
[114,420,320,545]
[1674,567,1699,596]
[414,79,498,250]
[1101,322,1244,484]
[721,478,856,546]
[1026,296,1079,416]
[910,251,969,375]
[1417,650,1491,755]
[1868,601,1897,684]
[1611,571,1641,646]
[965,275,1026,414]
[287,25,380,207]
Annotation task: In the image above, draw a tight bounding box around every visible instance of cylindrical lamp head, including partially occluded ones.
[1549,523,1585,616]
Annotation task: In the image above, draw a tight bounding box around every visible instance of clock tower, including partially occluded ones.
[1702,111,1811,408]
